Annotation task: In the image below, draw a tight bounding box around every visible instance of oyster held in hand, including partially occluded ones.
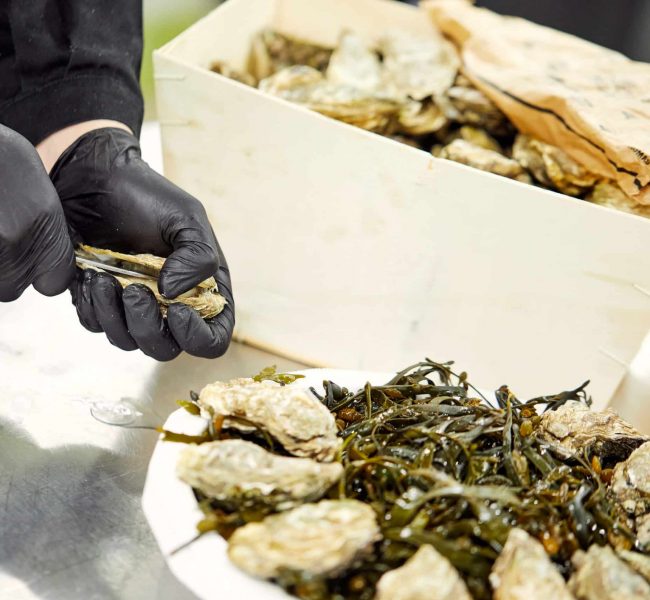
[198,378,341,461]
[227,499,380,579]
[176,439,342,511]
[75,245,226,319]
[489,528,574,600]
[375,544,472,600]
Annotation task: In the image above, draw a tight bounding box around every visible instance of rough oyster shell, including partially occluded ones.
[586,180,650,219]
[617,549,650,583]
[227,499,380,579]
[445,125,503,154]
[538,401,647,459]
[198,378,341,461]
[489,528,574,600]
[569,544,650,599]
[397,99,448,136]
[326,31,382,92]
[176,440,342,511]
[438,139,530,182]
[75,245,226,319]
[380,29,460,101]
[210,60,256,86]
[512,135,599,196]
[249,29,332,81]
[375,544,472,600]
[259,65,399,133]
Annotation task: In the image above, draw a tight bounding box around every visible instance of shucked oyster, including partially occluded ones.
[538,401,647,459]
[512,135,599,196]
[227,499,380,579]
[438,139,531,183]
[569,544,650,599]
[75,245,226,319]
[375,544,472,600]
[489,528,574,600]
[176,440,342,511]
[198,378,341,461]
[259,66,399,132]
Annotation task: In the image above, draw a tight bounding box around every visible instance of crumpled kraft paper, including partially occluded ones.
[424,0,650,204]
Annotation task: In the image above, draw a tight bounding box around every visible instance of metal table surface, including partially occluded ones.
[0,288,304,600]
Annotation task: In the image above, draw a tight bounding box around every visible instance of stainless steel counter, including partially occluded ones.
[0,287,304,600]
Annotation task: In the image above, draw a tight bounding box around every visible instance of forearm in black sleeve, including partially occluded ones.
[0,1,144,145]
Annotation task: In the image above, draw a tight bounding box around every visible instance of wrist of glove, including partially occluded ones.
[50,127,235,361]
[0,125,75,302]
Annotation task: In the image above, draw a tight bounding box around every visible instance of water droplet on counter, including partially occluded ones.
[90,399,143,426]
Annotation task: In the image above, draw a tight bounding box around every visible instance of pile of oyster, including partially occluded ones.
[173,374,650,600]
[210,29,648,219]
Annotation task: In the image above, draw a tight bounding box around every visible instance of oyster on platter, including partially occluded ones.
[375,544,472,600]
[198,378,341,461]
[176,440,342,511]
[75,245,226,319]
[538,400,647,459]
[227,499,380,579]
[489,528,574,600]
[438,139,530,182]
[569,544,650,599]
[512,135,599,196]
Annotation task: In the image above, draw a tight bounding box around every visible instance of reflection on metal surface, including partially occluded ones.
[90,398,144,426]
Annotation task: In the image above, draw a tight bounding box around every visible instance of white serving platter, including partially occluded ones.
[142,369,394,600]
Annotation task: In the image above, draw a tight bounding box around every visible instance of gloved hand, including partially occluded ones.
[50,127,235,361]
[0,125,75,301]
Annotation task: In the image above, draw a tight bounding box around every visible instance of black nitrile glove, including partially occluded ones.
[50,127,235,361]
[0,125,75,302]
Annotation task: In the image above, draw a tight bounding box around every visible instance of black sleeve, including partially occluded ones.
[0,1,143,145]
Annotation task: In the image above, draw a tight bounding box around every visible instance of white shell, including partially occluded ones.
[375,545,472,600]
[538,401,647,458]
[326,31,382,91]
[176,439,342,510]
[489,528,574,600]
[198,378,341,461]
[227,499,380,579]
[569,544,650,599]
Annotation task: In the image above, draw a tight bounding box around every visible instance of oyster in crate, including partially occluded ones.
[176,440,342,511]
[249,29,332,81]
[489,528,574,600]
[375,544,472,600]
[610,441,650,546]
[438,139,531,182]
[227,499,380,579]
[445,125,503,154]
[326,31,382,92]
[210,60,256,86]
[379,29,460,101]
[198,378,341,461]
[74,245,226,319]
[587,180,650,219]
[260,66,399,133]
[397,98,448,136]
[538,400,647,459]
[512,135,599,196]
[569,544,650,599]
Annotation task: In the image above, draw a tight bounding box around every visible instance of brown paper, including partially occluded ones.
[424,0,650,204]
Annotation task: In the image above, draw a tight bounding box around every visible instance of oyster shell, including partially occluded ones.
[210,60,256,86]
[249,29,332,81]
[569,544,650,599]
[438,139,531,182]
[198,378,341,461]
[380,29,460,101]
[586,180,650,218]
[538,401,647,459]
[176,440,342,511]
[375,544,472,600]
[618,549,650,583]
[75,245,226,319]
[227,499,380,579]
[438,81,511,136]
[489,528,574,600]
[445,125,503,154]
[326,31,382,92]
[397,99,448,136]
[512,135,599,196]
[610,441,650,546]
[259,66,399,133]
